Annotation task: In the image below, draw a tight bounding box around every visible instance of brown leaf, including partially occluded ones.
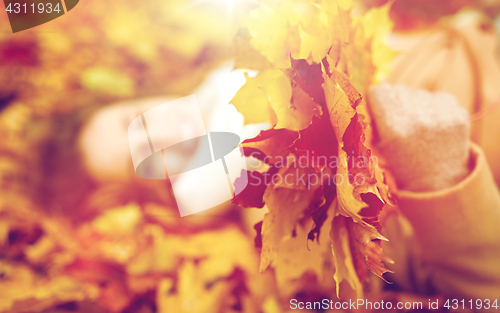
[332,69,363,107]
[308,184,336,242]
[232,166,279,209]
[242,128,299,165]
[289,57,326,107]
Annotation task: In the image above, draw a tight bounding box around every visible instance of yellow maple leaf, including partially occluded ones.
[230,69,281,125]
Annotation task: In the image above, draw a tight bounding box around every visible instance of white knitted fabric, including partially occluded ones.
[368,83,471,192]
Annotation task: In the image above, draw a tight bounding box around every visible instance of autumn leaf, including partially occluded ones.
[289,57,336,172]
[246,4,295,68]
[331,214,363,298]
[233,166,279,209]
[231,0,396,297]
[292,114,337,172]
[289,57,326,106]
[240,128,299,164]
[262,74,306,131]
[259,186,320,273]
[230,69,281,125]
[322,55,391,297]
[271,197,334,289]
[233,28,273,71]
[332,69,363,107]
[233,127,302,209]
[156,262,234,313]
[308,183,336,242]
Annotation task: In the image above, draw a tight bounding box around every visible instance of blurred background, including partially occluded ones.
[0,1,271,312]
[1,0,500,312]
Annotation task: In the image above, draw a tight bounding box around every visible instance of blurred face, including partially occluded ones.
[77,64,262,219]
[78,97,203,183]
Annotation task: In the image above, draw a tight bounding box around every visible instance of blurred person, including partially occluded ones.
[344,3,500,300]
[360,0,476,30]
[34,61,265,224]
[385,9,500,187]
[368,83,500,301]
[363,5,500,301]
[0,62,276,313]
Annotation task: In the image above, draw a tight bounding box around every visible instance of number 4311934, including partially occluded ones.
[444,299,498,310]
[6,3,61,14]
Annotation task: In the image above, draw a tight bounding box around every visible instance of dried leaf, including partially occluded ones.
[230,69,281,125]
[231,0,396,297]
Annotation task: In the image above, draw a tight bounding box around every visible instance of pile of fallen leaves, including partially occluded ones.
[0,198,283,312]
[231,0,396,298]
[0,1,278,312]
